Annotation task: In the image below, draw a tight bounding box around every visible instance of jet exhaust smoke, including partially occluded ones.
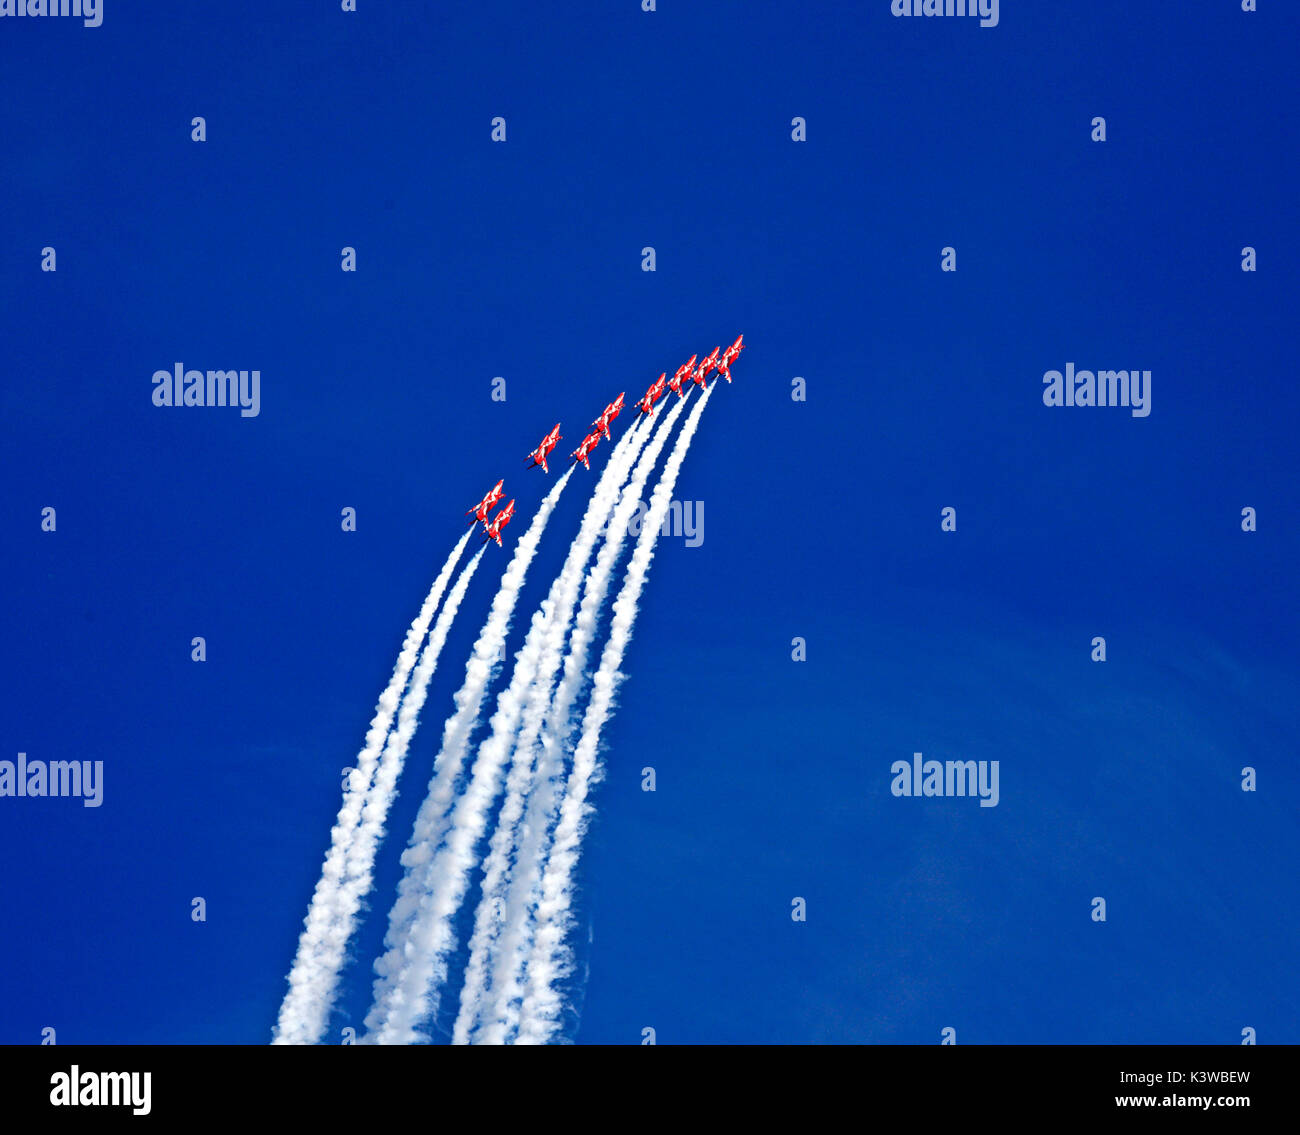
[516,382,715,1043]
[274,528,472,1045]
[451,417,653,1044]
[364,468,573,1044]
[479,391,694,1043]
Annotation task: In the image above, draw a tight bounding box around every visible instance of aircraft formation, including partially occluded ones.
[467,335,744,547]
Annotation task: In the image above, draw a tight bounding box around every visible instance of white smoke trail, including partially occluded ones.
[450,417,651,1044]
[479,392,693,1044]
[274,528,471,1045]
[516,382,715,1044]
[278,545,486,1044]
[364,468,573,1044]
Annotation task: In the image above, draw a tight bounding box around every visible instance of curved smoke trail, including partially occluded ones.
[516,381,714,1044]
[364,469,572,1044]
[281,545,485,1044]
[274,528,471,1045]
[450,417,651,1044]
[479,392,693,1043]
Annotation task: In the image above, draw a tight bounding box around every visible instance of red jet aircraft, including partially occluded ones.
[571,430,602,470]
[668,355,696,398]
[482,498,516,546]
[525,424,563,473]
[716,334,745,382]
[636,373,667,416]
[466,479,504,525]
[696,346,721,380]
[689,348,720,391]
[592,393,624,441]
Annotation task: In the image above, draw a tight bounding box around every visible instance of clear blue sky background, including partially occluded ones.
[2,1,1297,1044]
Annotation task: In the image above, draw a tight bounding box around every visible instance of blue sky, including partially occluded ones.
[1,1,1297,1044]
